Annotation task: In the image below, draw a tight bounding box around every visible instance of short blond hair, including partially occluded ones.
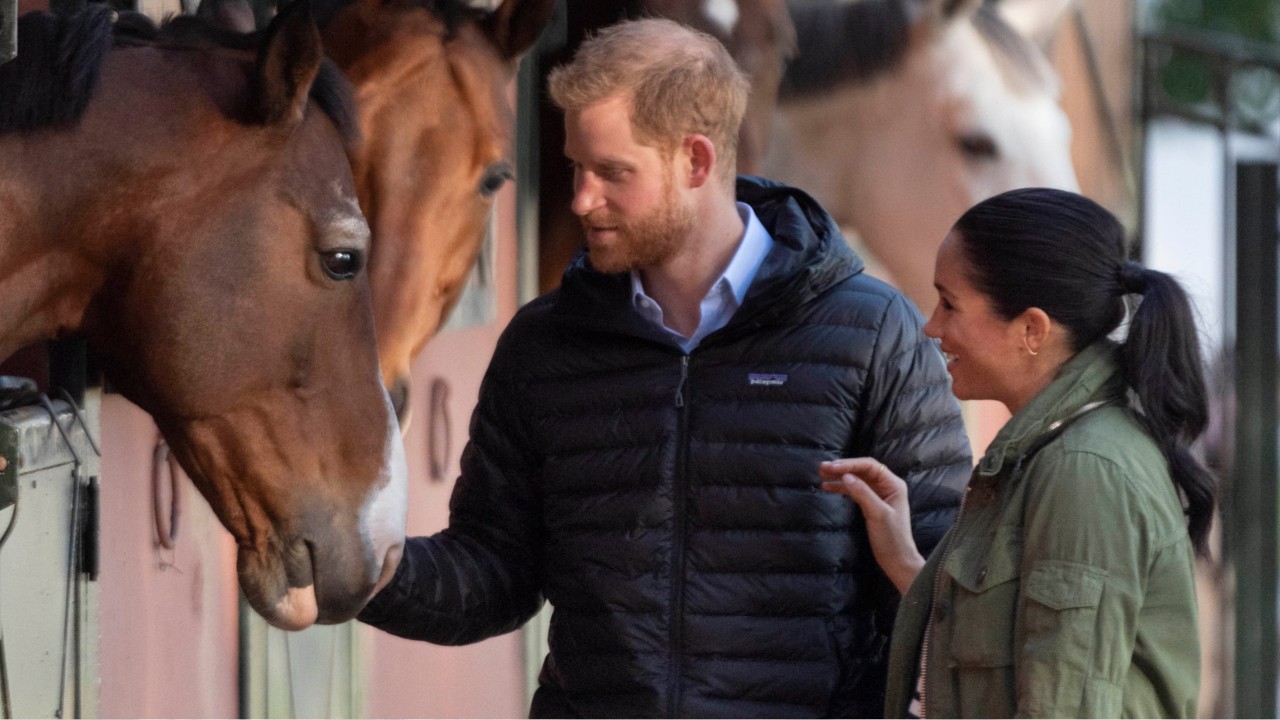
[548,18,749,184]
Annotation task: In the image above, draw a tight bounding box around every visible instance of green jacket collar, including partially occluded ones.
[976,340,1128,478]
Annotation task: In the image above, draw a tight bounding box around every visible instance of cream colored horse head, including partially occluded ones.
[765,0,1079,313]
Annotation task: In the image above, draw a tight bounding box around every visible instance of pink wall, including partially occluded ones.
[96,398,241,718]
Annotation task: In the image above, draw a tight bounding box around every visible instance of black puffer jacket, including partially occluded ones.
[360,177,971,718]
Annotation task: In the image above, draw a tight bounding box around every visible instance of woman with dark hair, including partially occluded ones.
[821,187,1212,718]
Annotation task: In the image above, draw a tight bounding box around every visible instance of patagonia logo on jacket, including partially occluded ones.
[748,373,788,386]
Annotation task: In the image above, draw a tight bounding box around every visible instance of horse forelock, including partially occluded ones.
[311,59,362,151]
[971,4,1059,98]
[0,5,115,133]
[778,0,910,100]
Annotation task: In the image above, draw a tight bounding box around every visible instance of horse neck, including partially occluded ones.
[0,48,209,361]
[0,132,120,360]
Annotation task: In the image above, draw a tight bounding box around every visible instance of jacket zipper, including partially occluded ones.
[674,355,688,407]
[669,354,691,716]
[919,485,971,719]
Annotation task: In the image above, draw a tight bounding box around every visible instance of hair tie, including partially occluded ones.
[1118,260,1147,295]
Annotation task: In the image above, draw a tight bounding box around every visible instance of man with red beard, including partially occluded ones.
[358,18,971,718]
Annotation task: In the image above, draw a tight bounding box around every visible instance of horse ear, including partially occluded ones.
[253,0,323,128]
[196,0,257,32]
[481,0,556,60]
[996,0,1075,51]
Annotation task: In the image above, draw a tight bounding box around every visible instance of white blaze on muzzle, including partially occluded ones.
[361,388,409,590]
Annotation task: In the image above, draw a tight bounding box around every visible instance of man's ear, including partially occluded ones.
[684,134,717,189]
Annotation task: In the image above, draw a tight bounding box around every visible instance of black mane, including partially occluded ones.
[0,4,359,146]
[0,5,115,132]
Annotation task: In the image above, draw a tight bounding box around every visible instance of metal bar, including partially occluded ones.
[1143,28,1280,73]
[1141,97,1223,131]
[1232,161,1279,720]
[1140,32,1280,137]
[0,401,94,475]
[1,0,15,66]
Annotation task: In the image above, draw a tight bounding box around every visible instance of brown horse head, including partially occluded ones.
[315,0,554,424]
[0,0,406,630]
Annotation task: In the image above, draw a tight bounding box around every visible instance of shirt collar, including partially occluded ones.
[721,201,773,305]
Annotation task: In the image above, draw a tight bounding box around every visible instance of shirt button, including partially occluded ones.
[977,566,988,585]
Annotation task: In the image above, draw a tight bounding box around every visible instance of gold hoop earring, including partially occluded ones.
[1023,336,1039,356]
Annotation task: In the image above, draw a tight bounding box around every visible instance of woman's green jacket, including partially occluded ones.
[885,341,1200,718]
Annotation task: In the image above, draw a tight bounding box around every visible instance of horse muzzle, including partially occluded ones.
[239,406,408,630]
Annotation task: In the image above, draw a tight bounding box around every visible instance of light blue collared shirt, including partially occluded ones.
[631,202,774,352]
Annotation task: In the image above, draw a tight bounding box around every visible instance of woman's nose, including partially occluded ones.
[923,312,941,339]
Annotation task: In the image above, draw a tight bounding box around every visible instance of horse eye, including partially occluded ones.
[320,249,363,280]
[956,131,1000,160]
[479,162,514,198]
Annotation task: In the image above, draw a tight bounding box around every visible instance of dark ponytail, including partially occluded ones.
[953,188,1216,555]
[1119,265,1215,555]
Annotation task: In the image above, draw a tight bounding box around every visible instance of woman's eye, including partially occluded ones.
[320,249,362,280]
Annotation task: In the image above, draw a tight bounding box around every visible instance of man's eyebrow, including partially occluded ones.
[595,158,635,173]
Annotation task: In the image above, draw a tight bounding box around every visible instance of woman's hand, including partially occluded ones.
[819,458,925,594]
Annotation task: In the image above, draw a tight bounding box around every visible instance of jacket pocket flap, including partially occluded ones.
[1025,560,1106,610]
[943,528,1020,594]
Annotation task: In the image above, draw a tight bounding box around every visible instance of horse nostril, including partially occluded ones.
[390,379,411,425]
